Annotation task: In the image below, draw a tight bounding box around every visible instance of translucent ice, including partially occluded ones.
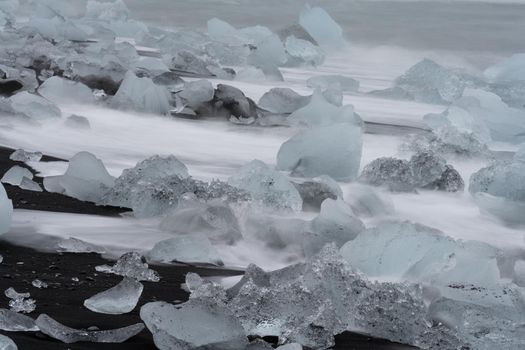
[18,177,42,192]
[284,36,325,67]
[5,288,35,314]
[298,5,345,50]
[147,235,223,266]
[228,160,302,211]
[345,184,395,217]
[111,71,170,115]
[38,77,94,105]
[31,279,48,289]
[44,151,115,203]
[140,300,248,350]
[9,149,42,163]
[177,79,214,110]
[8,91,61,120]
[307,75,359,92]
[0,184,12,235]
[277,123,363,181]
[258,88,309,114]
[1,165,33,186]
[0,308,39,331]
[57,237,106,254]
[484,53,525,83]
[84,277,143,315]
[35,314,144,344]
[95,252,160,282]
[0,335,16,350]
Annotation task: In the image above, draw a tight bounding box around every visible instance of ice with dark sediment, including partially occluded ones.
[95,252,160,282]
[228,160,302,211]
[9,149,42,163]
[277,123,363,181]
[7,91,61,120]
[1,165,33,186]
[35,314,144,344]
[140,300,249,350]
[160,198,242,245]
[44,151,115,203]
[38,76,94,105]
[298,5,346,50]
[4,288,36,314]
[84,277,143,315]
[0,308,39,331]
[293,175,342,211]
[147,234,223,266]
[57,237,106,254]
[0,334,17,350]
[306,75,359,92]
[214,84,258,119]
[0,184,12,235]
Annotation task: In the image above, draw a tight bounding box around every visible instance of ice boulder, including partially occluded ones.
[258,87,309,114]
[147,235,223,266]
[247,34,287,68]
[84,277,143,315]
[0,184,12,235]
[484,53,525,83]
[111,71,170,115]
[277,123,363,181]
[1,165,33,186]
[8,91,61,120]
[284,35,325,67]
[298,5,346,50]
[38,76,94,104]
[177,79,214,110]
[44,152,115,202]
[140,300,248,350]
[307,75,359,92]
[292,175,342,211]
[228,160,302,211]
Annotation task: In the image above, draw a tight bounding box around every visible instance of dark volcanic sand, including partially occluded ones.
[0,146,414,349]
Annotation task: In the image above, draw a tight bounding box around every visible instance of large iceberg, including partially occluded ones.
[298,5,346,50]
[276,123,363,181]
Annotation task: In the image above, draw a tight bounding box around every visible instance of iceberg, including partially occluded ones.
[306,75,359,92]
[84,277,143,315]
[1,165,33,186]
[35,314,144,344]
[147,234,223,266]
[38,76,94,105]
[95,252,160,282]
[9,149,42,163]
[228,160,302,211]
[277,123,363,181]
[0,308,39,332]
[298,5,346,50]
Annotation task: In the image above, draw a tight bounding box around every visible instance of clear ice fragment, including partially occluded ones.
[57,237,106,254]
[0,308,39,331]
[84,277,143,315]
[147,235,223,266]
[95,252,160,282]
[1,166,33,186]
[9,149,42,163]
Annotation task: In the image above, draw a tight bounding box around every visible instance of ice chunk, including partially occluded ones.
[160,199,242,245]
[0,335,16,350]
[484,53,525,83]
[57,237,106,254]
[513,261,525,287]
[44,152,115,203]
[5,288,35,314]
[244,213,307,249]
[18,177,42,192]
[247,34,287,76]
[258,88,309,114]
[277,123,363,181]
[307,75,359,92]
[0,308,38,332]
[345,185,395,217]
[38,77,94,105]
[1,165,33,186]
[177,79,214,109]
[84,277,143,315]
[298,5,345,50]
[111,71,170,115]
[86,0,130,21]
[9,149,42,163]
[31,279,48,289]
[235,67,267,82]
[140,300,248,350]
[284,36,325,67]
[64,114,91,129]
[8,91,61,120]
[277,344,302,350]
[147,235,223,266]
[35,314,144,344]
[0,184,12,235]
[293,176,342,211]
[228,160,302,211]
[95,252,160,282]
[132,57,169,76]
[287,90,362,127]
[215,84,257,119]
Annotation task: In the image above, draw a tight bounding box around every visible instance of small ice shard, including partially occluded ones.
[35,314,144,344]
[287,90,361,127]
[345,185,395,217]
[484,53,525,83]
[9,149,42,163]
[5,288,36,314]
[258,87,309,114]
[84,277,143,315]
[1,166,33,186]
[57,237,106,254]
[95,252,160,282]
[307,75,359,92]
[18,177,42,192]
[284,35,325,67]
[0,184,12,235]
[177,80,214,109]
[31,279,48,289]
[228,160,302,211]
[44,151,115,203]
[0,308,39,331]
[111,71,170,115]
[147,235,223,266]
[64,114,91,129]
[0,335,16,350]
[38,76,94,104]
[8,91,61,120]
[299,5,345,50]
[160,199,242,245]
[293,175,342,211]
[140,300,248,350]
[277,123,363,181]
